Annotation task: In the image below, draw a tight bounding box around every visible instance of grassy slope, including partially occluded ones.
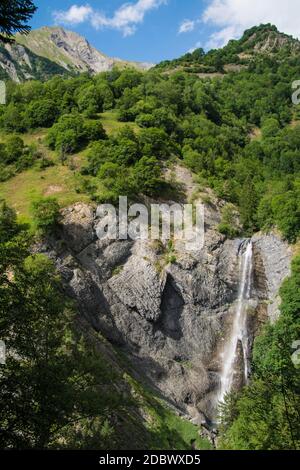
[16,29,84,70]
[0,112,137,224]
[124,375,212,450]
[0,129,85,224]
[16,29,145,72]
[100,110,140,134]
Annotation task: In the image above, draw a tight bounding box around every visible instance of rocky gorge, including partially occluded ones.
[35,168,292,434]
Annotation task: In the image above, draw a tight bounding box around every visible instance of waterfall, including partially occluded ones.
[218,239,253,404]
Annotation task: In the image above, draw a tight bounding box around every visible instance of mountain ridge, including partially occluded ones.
[1,24,299,82]
[0,26,152,82]
[16,26,153,74]
[155,24,300,73]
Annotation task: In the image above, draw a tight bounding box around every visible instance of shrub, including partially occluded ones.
[218,203,240,238]
[83,120,107,142]
[5,135,24,164]
[31,197,60,233]
[0,200,18,243]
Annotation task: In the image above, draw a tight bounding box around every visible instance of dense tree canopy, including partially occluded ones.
[0,42,300,240]
[0,203,134,449]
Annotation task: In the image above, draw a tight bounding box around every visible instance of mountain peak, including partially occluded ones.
[155,24,300,74]
[15,26,151,75]
[238,23,300,54]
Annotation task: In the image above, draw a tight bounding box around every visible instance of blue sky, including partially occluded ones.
[30,1,300,63]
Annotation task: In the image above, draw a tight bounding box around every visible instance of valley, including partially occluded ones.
[0,18,299,451]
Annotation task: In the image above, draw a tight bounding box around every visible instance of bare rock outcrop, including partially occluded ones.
[38,199,292,424]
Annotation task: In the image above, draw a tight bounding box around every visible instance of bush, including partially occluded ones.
[47,114,107,154]
[83,120,107,142]
[135,113,156,128]
[218,203,241,238]
[5,135,24,164]
[24,99,58,128]
[133,156,162,196]
[47,113,85,153]
[0,200,18,243]
[31,197,60,233]
[218,222,240,239]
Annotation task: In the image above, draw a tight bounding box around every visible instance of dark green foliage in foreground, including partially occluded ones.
[0,202,211,450]
[218,257,300,450]
[0,1,37,43]
[0,199,18,242]
[0,213,124,448]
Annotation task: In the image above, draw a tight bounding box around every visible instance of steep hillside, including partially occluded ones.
[0,41,70,82]
[235,24,300,56]
[0,23,299,449]
[16,27,152,75]
[156,24,300,74]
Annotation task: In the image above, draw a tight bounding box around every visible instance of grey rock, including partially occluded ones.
[252,233,292,322]
[39,201,292,422]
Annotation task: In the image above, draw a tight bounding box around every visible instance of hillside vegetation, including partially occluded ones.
[1,25,300,242]
[0,200,211,449]
[1,24,300,450]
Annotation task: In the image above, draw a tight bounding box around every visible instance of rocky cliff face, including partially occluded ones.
[0,41,69,82]
[0,27,152,82]
[36,191,292,427]
[16,27,152,75]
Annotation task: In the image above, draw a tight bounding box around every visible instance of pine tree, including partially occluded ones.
[0,1,37,43]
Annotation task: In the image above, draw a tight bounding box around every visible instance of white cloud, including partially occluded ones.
[178,19,195,34]
[53,0,167,37]
[205,26,238,50]
[53,4,93,25]
[188,41,202,53]
[202,0,300,48]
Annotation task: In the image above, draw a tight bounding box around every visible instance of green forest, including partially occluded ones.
[1,35,300,240]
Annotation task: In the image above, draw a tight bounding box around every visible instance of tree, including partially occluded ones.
[1,103,26,132]
[114,69,142,96]
[239,178,258,233]
[0,1,37,43]
[96,81,114,110]
[31,197,60,233]
[83,120,107,143]
[0,199,18,242]
[110,136,140,165]
[5,135,24,164]
[97,162,134,202]
[135,113,156,128]
[139,127,171,159]
[272,191,300,243]
[47,113,85,154]
[77,85,103,117]
[133,156,162,196]
[0,240,123,449]
[24,99,58,128]
[218,203,240,238]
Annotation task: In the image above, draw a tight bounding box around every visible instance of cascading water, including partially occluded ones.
[218,239,253,404]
